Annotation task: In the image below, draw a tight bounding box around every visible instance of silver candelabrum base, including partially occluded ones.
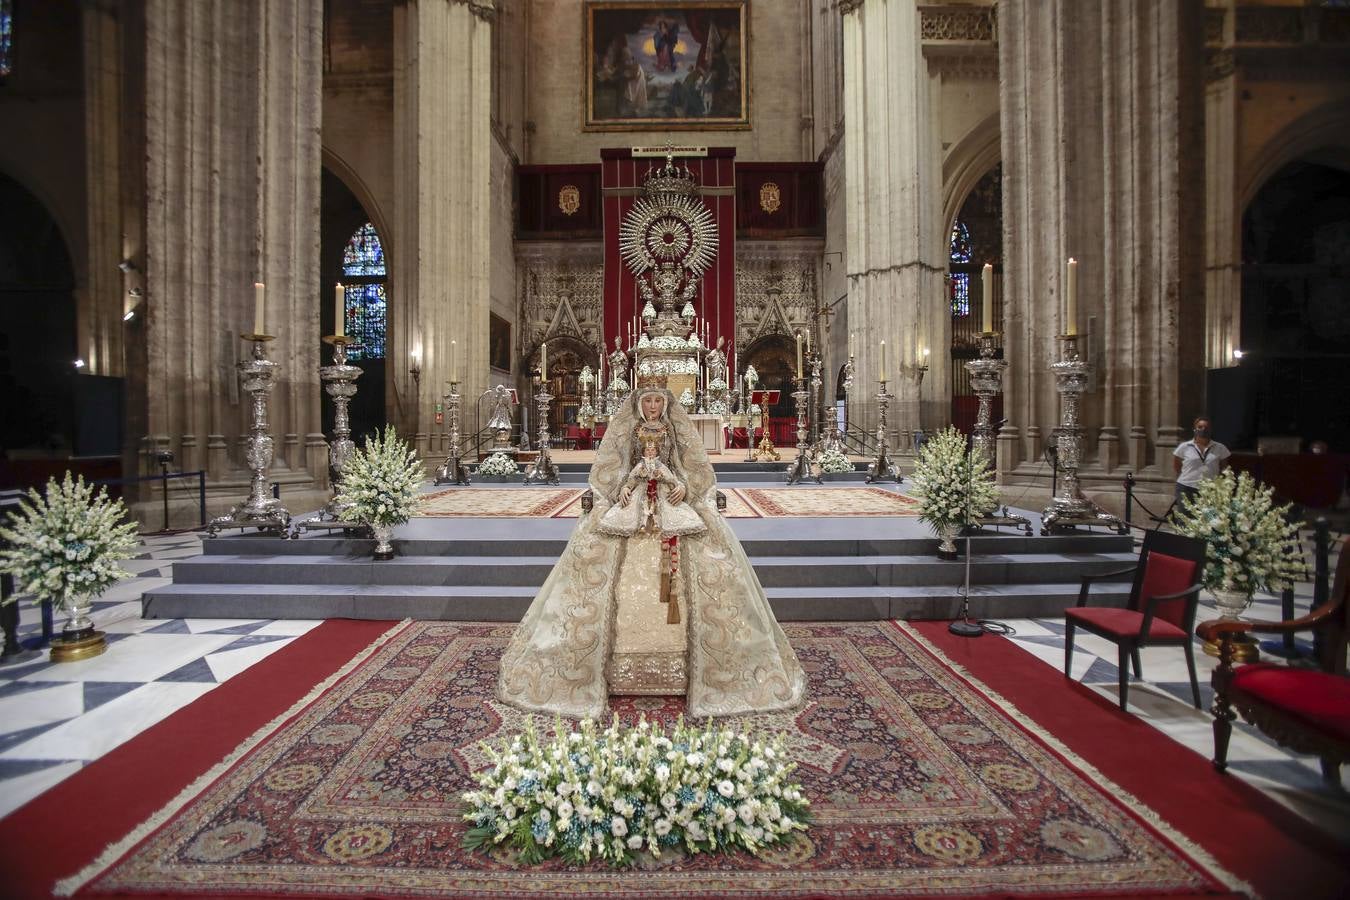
[1040,334,1126,535]
[523,389,560,485]
[785,384,821,485]
[435,382,471,486]
[208,335,291,537]
[964,333,1032,536]
[294,336,370,538]
[865,381,901,484]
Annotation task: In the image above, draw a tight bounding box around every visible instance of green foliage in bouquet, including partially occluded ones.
[1174,470,1304,594]
[463,716,811,867]
[909,426,999,530]
[335,428,425,528]
[0,473,139,606]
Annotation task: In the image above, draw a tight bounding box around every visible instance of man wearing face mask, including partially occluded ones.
[1172,416,1230,506]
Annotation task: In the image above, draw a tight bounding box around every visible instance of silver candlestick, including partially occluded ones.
[1040,334,1127,534]
[523,386,560,485]
[435,380,471,485]
[785,378,821,485]
[965,332,1032,535]
[828,354,854,452]
[208,334,291,536]
[866,379,902,483]
[808,351,824,456]
[293,335,365,536]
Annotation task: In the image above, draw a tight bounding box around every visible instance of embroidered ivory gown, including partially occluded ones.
[497,388,806,719]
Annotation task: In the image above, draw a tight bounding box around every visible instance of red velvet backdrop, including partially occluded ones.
[602,147,736,357]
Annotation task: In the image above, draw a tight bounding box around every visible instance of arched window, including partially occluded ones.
[949,220,972,316]
[0,0,14,79]
[340,223,387,360]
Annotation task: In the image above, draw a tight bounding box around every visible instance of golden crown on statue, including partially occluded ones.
[635,372,667,393]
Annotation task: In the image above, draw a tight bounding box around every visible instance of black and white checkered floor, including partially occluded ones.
[1,529,1346,836]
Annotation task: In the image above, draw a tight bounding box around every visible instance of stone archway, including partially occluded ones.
[531,334,599,442]
[0,170,80,465]
[739,333,798,446]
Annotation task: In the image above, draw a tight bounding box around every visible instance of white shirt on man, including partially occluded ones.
[1173,439,1230,487]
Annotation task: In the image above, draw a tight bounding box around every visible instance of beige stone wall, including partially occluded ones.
[524,0,812,163]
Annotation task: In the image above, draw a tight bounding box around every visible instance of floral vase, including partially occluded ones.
[49,593,107,662]
[1202,586,1259,662]
[936,524,960,560]
[371,524,395,561]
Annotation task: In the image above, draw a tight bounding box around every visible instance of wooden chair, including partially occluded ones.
[1198,548,1350,787]
[1065,530,1207,711]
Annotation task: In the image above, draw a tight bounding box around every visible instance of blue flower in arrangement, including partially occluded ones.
[517,777,538,796]
[677,785,697,806]
[531,816,550,842]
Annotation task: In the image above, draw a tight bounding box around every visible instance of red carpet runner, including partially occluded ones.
[908,620,1350,899]
[0,619,397,900]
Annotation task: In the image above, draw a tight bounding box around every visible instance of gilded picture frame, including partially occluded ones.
[584,1,749,131]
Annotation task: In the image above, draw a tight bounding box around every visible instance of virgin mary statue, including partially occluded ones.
[497,381,806,719]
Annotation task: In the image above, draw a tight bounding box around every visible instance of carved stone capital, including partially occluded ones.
[838,0,865,16]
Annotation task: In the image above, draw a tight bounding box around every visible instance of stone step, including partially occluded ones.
[201,532,1134,558]
[141,581,1129,623]
[170,552,1137,589]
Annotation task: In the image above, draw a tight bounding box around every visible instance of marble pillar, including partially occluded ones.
[142,0,325,511]
[841,0,947,449]
[392,0,494,443]
[1205,14,1242,371]
[999,0,1205,480]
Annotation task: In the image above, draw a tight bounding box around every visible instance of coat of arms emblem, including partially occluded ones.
[558,184,581,216]
[759,181,782,214]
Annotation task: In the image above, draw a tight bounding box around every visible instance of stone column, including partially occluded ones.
[841,0,947,449]
[999,0,1204,479]
[1205,5,1241,370]
[392,0,494,444]
[82,0,126,378]
[142,0,325,511]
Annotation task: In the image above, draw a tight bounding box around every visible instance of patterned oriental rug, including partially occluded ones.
[60,622,1245,899]
[416,488,582,517]
[740,487,922,517]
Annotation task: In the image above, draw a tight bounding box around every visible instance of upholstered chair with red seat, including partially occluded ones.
[1199,548,1350,787]
[1064,530,1207,712]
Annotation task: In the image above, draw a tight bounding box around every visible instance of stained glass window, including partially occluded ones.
[340,223,387,360]
[0,0,13,79]
[949,220,972,317]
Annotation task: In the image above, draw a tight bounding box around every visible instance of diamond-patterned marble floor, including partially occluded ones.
[1,525,1345,840]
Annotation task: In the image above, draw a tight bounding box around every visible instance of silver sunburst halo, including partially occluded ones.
[619,193,718,278]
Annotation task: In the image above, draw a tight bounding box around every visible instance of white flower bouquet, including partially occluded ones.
[462,716,811,867]
[818,447,853,474]
[1174,470,1303,595]
[910,426,999,531]
[478,453,520,477]
[0,473,139,608]
[679,389,696,410]
[335,428,425,528]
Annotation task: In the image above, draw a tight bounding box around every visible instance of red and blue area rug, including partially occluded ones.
[53,621,1250,898]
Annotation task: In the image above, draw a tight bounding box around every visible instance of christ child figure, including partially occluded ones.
[598,422,705,540]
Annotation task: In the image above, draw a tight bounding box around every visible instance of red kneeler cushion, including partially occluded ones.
[1066,607,1189,639]
[1231,663,1350,744]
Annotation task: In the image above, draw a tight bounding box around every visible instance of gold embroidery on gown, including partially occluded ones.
[497,388,806,719]
[609,530,687,694]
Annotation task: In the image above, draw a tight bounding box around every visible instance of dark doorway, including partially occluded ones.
[1235,160,1350,452]
[0,171,77,465]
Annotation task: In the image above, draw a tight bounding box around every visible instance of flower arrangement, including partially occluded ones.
[462,716,810,867]
[0,473,139,608]
[335,428,425,528]
[478,453,520,477]
[679,388,696,410]
[1174,470,1304,596]
[910,426,999,531]
[818,447,853,474]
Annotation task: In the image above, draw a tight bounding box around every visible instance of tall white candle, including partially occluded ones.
[981,263,993,334]
[879,340,886,382]
[1066,257,1079,336]
[849,331,855,359]
[450,339,456,379]
[334,284,345,337]
[805,327,811,354]
[795,332,803,377]
[541,342,548,380]
[253,282,265,335]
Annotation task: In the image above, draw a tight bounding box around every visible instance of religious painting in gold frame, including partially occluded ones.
[584,1,749,131]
